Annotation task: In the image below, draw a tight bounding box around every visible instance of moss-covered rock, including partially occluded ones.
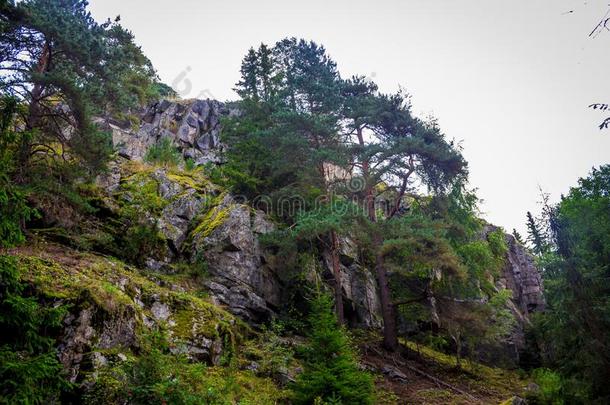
[4,243,247,382]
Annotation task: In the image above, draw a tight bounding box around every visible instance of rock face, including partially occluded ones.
[484,225,545,317]
[106,99,229,165]
[500,232,546,314]
[191,197,283,323]
[323,244,382,329]
[482,225,545,366]
[103,162,283,324]
[99,98,542,337]
[96,98,383,327]
[14,253,240,384]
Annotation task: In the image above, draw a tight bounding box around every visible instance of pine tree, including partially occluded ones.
[342,85,467,350]
[1,0,159,177]
[512,228,525,245]
[235,47,259,100]
[535,165,610,401]
[293,293,374,405]
[526,211,546,255]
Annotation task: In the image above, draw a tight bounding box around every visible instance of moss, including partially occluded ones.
[415,388,453,401]
[172,305,229,341]
[117,173,167,215]
[191,202,233,239]
[83,358,288,405]
[10,248,243,340]
[166,168,216,194]
[402,339,529,400]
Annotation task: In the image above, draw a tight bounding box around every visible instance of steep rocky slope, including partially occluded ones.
[97,98,545,340]
[12,98,546,402]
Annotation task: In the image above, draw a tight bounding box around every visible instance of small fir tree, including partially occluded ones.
[292,293,374,405]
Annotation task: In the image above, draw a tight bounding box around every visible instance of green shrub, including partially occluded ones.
[242,321,294,380]
[0,255,71,403]
[122,223,166,267]
[144,138,182,167]
[292,293,374,405]
[528,368,564,405]
[184,158,196,171]
[85,332,287,405]
[0,97,37,247]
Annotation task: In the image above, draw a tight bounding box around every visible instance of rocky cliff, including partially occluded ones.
[5,98,547,400]
[101,99,232,165]
[97,99,545,335]
[96,99,384,328]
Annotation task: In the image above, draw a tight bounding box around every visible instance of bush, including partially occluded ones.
[292,293,374,405]
[0,97,36,247]
[0,255,71,403]
[84,332,288,405]
[122,222,166,267]
[528,368,564,405]
[144,138,182,167]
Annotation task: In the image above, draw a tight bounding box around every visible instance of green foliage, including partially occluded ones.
[532,165,610,403]
[144,137,182,167]
[0,0,166,244]
[528,368,564,405]
[526,211,548,256]
[242,321,294,379]
[184,157,196,171]
[85,331,287,405]
[0,255,71,404]
[292,293,374,405]
[122,222,166,267]
[0,97,36,247]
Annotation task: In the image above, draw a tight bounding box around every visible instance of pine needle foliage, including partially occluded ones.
[292,293,374,405]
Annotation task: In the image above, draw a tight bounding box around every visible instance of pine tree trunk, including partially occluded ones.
[455,332,462,368]
[331,230,345,325]
[374,231,399,351]
[357,126,399,351]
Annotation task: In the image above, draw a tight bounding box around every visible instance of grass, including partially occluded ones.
[402,339,529,402]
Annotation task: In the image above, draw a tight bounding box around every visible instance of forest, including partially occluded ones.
[0,1,609,404]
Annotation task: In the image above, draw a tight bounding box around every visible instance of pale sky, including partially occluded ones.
[90,0,610,235]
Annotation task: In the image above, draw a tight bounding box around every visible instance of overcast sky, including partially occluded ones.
[90,0,610,235]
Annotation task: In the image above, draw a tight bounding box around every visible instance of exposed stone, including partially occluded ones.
[381,365,408,382]
[151,301,171,321]
[322,238,382,329]
[158,189,205,251]
[107,99,227,165]
[476,225,546,366]
[192,201,282,323]
[499,230,546,314]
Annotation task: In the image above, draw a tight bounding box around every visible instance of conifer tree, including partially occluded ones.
[526,211,547,255]
[0,0,159,177]
[342,84,467,350]
[293,293,374,405]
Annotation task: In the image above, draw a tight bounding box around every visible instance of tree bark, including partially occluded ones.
[357,126,398,350]
[330,230,345,324]
[374,231,399,351]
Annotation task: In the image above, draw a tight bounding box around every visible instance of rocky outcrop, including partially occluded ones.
[500,232,546,314]
[481,225,545,366]
[100,161,283,324]
[483,225,545,317]
[11,251,241,384]
[96,98,543,338]
[322,242,382,329]
[103,99,230,165]
[191,197,282,323]
[95,97,383,327]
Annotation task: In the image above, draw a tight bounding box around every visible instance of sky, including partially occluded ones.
[89,0,610,235]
